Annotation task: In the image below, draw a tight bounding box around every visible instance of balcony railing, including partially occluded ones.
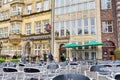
[9,34,21,45]
[10,15,22,22]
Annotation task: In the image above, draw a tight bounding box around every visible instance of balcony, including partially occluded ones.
[9,34,21,45]
[10,15,22,22]
[11,0,24,5]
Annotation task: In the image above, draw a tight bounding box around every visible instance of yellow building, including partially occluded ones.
[0,0,51,61]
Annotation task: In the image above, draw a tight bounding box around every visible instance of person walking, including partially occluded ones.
[60,53,66,62]
[12,53,17,59]
[21,53,26,63]
[48,53,53,61]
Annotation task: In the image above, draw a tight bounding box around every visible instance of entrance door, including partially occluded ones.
[102,41,116,60]
[59,44,66,62]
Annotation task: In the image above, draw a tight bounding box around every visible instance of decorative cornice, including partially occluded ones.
[22,9,51,17]
[0,19,10,22]
[55,36,70,40]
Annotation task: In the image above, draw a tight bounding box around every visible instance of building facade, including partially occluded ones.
[53,0,102,62]
[0,0,51,61]
[100,0,117,60]
[116,0,120,47]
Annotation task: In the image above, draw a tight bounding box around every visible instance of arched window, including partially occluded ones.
[103,41,115,47]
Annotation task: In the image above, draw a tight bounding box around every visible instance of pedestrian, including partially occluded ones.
[61,53,66,62]
[12,52,17,59]
[70,56,73,62]
[48,53,53,61]
[73,56,77,62]
[21,53,26,63]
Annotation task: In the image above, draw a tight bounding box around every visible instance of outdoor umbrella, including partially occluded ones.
[82,41,103,60]
[62,43,81,61]
[82,41,103,47]
[62,43,81,48]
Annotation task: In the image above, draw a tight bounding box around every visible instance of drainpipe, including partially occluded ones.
[51,0,55,56]
[114,0,118,47]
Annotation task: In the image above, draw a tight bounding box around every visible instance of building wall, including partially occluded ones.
[53,0,102,61]
[116,0,120,47]
[100,0,117,60]
[101,3,117,44]
[0,0,51,61]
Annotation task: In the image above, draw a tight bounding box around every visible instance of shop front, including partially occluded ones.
[102,41,116,60]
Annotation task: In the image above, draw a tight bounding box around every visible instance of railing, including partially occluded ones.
[10,15,22,21]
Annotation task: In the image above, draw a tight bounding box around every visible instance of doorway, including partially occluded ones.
[102,41,116,60]
[59,44,66,62]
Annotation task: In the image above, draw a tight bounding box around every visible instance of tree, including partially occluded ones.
[115,48,120,60]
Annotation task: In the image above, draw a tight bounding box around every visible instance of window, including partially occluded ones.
[34,44,41,55]
[91,52,96,60]
[90,18,96,34]
[66,21,70,36]
[3,0,7,4]
[60,22,65,36]
[43,20,49,33]
[5,11,9,19]
[101,0,111,9]
[102,21,113,33]
[35,22,41,34]
[78,4,82,11]
[0,30,2,38]
[1,13,4,20]
[85,52,89,60]
[55,8,60,15]
[10,46,15,55]
[44,0,49,11]
[26,5,32,14]
[11,24,15,34]
[26,24,31,35]
[89,2,95,9]
[84,19,88,34]
[77,19,82,35]
[16,24,20,34]
[4,28,8,38]
[54,22,59,32]
[18,7,22,15]
[71,20,76,36]
[17,46,22,55]
[36,2,42,12]
[3,47,8,55]
[84,3,88,10]
[12,7,17,16]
